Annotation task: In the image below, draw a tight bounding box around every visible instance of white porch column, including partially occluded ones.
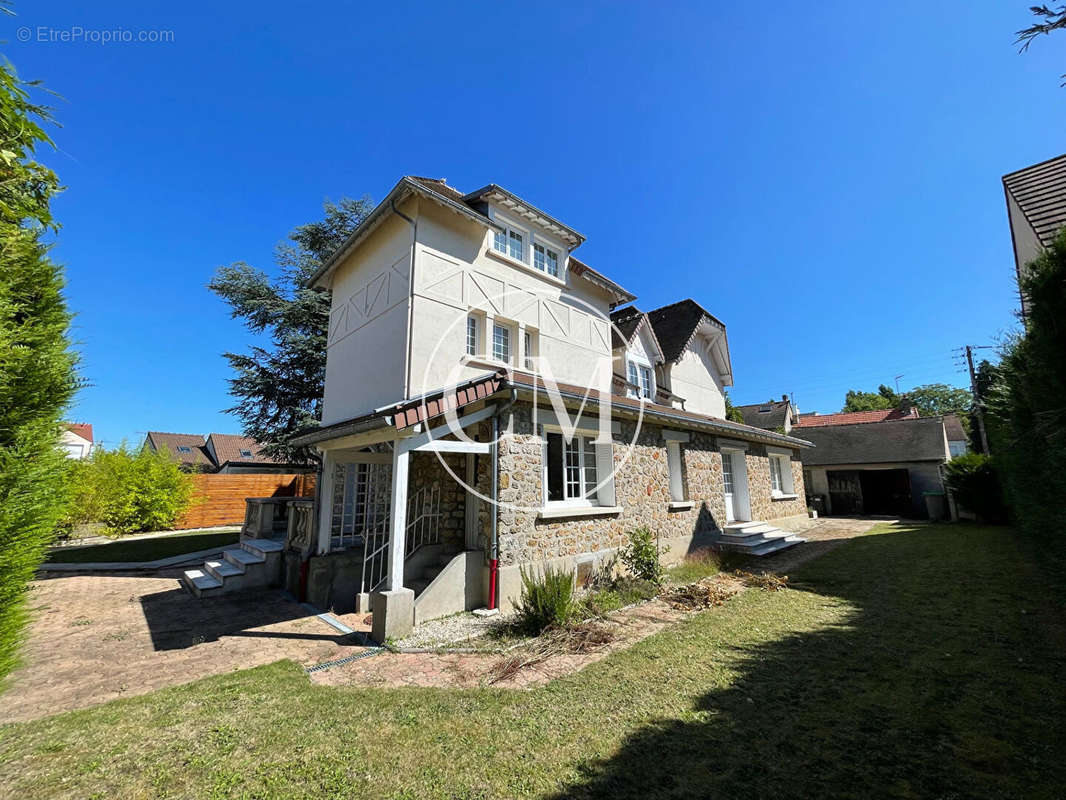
[315,450,337,555]
[385,446,410,591]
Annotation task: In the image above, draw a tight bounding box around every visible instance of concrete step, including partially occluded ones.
[181,568,222,597]
[241,538,284,557]
[224,547,265,568]
[719,527,792,544]
[409,578,430,595]
[720,534,806,556]
[204,559,243,581]
[724,522,776,536]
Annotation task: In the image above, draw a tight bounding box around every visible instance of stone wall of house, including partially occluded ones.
[494,402,806,568]
[745,448,808,523]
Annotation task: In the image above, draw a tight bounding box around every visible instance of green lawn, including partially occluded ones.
[6,522,1066,798]
[44,530,239,563]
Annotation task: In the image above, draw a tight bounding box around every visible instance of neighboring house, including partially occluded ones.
[145,431,309,474]
[943,414,969,458]
[799,416,954,519]
[795,407,919,428]
[60,423,93,460]
[736,397,798,434]
[204,433,303,474]
[230,174,816,640]
[1003,153,1066,315]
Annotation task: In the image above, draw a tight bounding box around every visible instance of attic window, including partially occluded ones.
[239,449,254,458]
[176,446,192,454]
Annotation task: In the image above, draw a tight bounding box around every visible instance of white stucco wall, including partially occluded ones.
[408,201,616,396]
[669,335,727,418]
[60,430,91,459]
[321,203,415,425]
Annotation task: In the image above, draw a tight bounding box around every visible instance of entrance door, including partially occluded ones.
[722,451,737,521]
[721,449,751,523]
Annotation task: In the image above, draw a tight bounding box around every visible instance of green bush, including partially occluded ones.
[0,61,77,686]
[986,229,1066,535]
[516,565,575,634]
[619,528,668,584]
[943,453,1007,524]
[59,445,194,536]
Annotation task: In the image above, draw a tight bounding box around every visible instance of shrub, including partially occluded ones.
[515,565,575,634]
[619,528,668,584]
[943,453,1007,524]
[58,445,194,536]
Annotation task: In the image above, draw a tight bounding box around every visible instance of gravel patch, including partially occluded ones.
[395,611,514,650]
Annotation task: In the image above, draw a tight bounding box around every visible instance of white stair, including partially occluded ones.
[716,521,806,557]
[181,538,285,598]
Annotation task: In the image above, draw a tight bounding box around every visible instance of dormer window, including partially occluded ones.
[493,226,524,261]
[176,445,192,454]
[239,449,254,458]
[533,243,559,277]
[626,359,654,400]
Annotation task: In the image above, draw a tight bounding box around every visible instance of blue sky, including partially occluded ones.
[7,2,1064,447]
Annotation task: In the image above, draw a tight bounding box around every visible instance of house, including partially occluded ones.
[60,423,93,459]
[735,397,799,434]
[187,175,814,640]
[145,431,310,474]
[1003,153,1066,315]
[943,414,969,458]
[799,415,954,519]
[794,407,919,428]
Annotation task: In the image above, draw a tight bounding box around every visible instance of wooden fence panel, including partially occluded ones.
[175,473,317,530]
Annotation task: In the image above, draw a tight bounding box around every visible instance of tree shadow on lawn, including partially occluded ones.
[551,524,1066,800]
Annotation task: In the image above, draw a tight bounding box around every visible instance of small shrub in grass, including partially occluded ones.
[619,527,668,584]
[516,565,575,635]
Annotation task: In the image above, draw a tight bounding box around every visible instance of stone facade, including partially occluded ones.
[495,402,808,568]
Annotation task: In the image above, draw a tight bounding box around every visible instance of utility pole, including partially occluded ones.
[965,345,990,455]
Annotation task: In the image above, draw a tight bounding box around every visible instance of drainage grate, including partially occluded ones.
[306,646,385,674]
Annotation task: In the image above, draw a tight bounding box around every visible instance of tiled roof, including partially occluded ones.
[735,400,791,431]
[609,306,644,348]
[646,299,726,364]
[1003,153,1066,249]
[145,432,213,469]
[943,414,967,442]
[206,433,284,466]
[799,416,949,467]
[293,369,813,450]
[66,423,93,442]
[794,407,919,428]
[407,176,467,204]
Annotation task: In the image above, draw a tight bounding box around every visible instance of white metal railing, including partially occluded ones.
[405,483,441,557]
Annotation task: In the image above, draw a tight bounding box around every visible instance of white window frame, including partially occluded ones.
[542,428,614,508]
[533,240,560,278]
[626,353,655,400]
[667,441,685,502]
[466,315,479,357]
[492,220,527,263]
[492,321,512,365]
[524,330,535,371]
[767,450,795,498]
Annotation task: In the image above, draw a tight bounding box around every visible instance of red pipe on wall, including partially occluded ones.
[488,558,498,610]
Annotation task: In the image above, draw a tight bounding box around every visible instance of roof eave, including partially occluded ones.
[306,177,495,289]
[463,184,585,247]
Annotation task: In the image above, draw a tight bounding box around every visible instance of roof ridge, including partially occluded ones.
[1003,152,1066,180]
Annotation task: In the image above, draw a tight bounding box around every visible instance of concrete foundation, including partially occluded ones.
[371,588,415,642]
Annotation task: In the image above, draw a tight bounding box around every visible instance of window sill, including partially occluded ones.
[668,500,695,511]
[771,493,799,501]
[462,354,537,375]
[537,505,622,521]
[485,248,566,287]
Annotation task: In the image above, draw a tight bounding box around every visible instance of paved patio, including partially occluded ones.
[1,569,371,722]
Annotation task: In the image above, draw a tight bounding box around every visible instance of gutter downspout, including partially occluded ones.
[393,197,418,401]
[488,387,518,610]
